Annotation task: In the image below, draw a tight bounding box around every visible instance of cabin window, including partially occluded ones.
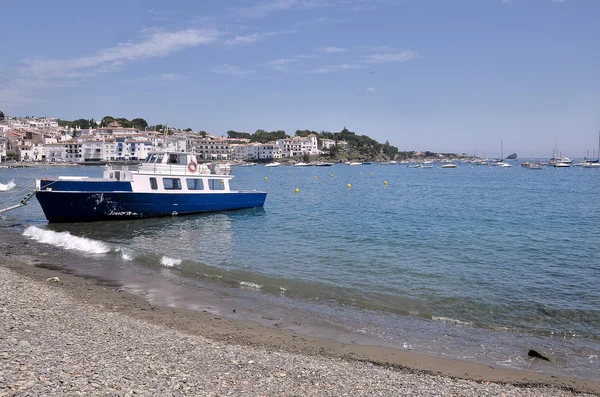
[156,153,164,163]
[168,154,188,165]
[186,178,204,191]
[150,177,158,190]
[163,178,182,190]
[209,179,225,191]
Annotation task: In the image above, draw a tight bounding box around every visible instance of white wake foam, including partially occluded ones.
[0,180,16,191]
[160,256,181,267]
[240,281,262,290]
[117,248,135,261]
[23,226,110,254]
[431,316,472,326]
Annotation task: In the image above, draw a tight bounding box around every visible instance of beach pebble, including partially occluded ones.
[0,265,595,397]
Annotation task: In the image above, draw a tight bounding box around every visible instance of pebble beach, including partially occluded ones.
[1,259,599,396]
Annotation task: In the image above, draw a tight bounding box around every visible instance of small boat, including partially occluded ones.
[314,162,333,167]
[239,162,257,167]
[362,162,372,165]
[553,162,570,168]
[348,162,362,166]
[522,162,543,169]
[34,151,267,223]
[440,163,457,168]
[264,162,281,167]
[293,162,312,167]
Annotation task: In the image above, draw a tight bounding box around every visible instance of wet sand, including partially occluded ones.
[1,247,599,396]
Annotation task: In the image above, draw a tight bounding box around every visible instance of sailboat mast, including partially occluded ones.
[501,140,503,160]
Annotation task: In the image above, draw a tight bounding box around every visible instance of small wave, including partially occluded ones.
[240,281,262,290]
[0,180,16,191]
[23,226,110,254]
[116,248,135,261]
[432,316,473,326]
[160,256,181,268]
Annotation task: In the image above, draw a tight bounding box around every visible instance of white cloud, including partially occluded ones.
[224,30,298,45]
[317,46,347,53]
[0,29,220,106]
[362,51,420,64]
[214,64,256,76]
[24,29,220,80]
[160,73,181,81]
[231,0,329,19]
[367,87,376,93]
[305,63,364,73]
[550,0,567,2]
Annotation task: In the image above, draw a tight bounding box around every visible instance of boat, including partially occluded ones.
[239,162,257,167]
[34,151,267,223]
[264,162,281,167]
[362,162,372,165]
[553,162,570,168]
[348,162,362,166]
[293,162,312,167]
[314,162,333,167]
[579,132,600,168]
[522,161,543,170]
[440,163,457,168]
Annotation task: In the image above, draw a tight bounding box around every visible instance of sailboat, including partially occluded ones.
[581,132,600,168]
[549,137,572,167]
[493,140,513,167]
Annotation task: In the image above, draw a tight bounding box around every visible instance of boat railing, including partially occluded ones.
[134,163,232,176]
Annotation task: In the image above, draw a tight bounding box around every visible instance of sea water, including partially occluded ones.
[1,163,599,379]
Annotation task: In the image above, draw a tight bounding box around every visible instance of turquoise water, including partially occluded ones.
[1,163,599,378]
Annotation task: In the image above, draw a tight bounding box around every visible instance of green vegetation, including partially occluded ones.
[0,110,4,121]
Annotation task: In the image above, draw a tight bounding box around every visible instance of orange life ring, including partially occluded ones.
[188,161,198,172]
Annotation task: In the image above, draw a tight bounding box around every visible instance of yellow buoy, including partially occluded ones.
[270,169,273,172]
[288,170,291,173]
[384,180,388,185]
[294,188,299,193]
[314,175,317,179]
[264,177,268,181]
[347,183,351,189]
[360,171,362,174]
[330,174,334,177]
[369,172,372,176]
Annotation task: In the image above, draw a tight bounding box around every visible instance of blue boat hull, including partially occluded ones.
[35,190,267,223]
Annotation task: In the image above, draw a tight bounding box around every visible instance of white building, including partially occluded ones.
[319,138,336,150]
[231,143,278,161]
[193,139,230,160]
[81,140,105,162]
[18,142,46,162]
[0,136,7,162]
[124,139,153,160]
[45,142,67,162]
[275,135,319,157]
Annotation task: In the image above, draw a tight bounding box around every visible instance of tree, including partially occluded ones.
[100,116,115,127]
[0,110,4,121]
[72,119,90,129]
[116,118,132,128]
[131,118,148,130]
[295,129,317,137]
[227,130,252,140]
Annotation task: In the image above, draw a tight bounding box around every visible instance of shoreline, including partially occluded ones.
[2,255,599,395]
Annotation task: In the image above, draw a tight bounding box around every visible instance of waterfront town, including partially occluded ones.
[0,115,353,164]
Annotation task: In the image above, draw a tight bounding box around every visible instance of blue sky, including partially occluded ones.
[1,0,598,157]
